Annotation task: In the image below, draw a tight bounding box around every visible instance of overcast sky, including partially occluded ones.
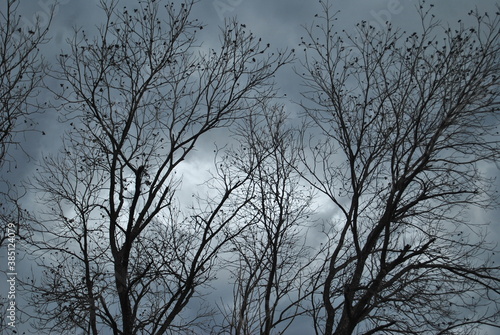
[13,0,499,161]
[3,0,500,334]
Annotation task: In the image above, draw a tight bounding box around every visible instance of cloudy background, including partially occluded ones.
[1,0,500,334]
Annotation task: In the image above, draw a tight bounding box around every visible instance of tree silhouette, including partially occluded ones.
[298,2,500,334]
[27,1,290,334]
[216,104,314,335]
[0,0,51,332]
[0,0,50,245]
[9,0,500,334]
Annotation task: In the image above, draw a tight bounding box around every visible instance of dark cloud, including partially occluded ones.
[1,0,498,334]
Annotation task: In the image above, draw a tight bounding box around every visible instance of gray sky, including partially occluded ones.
[2,0,500,334]
[12,0,500,161]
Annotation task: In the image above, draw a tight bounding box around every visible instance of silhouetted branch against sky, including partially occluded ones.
[0,0,499,335]
[0,0,52,253]
[298,1,500,334]
[24,1,291,334]
[0,3,53,330]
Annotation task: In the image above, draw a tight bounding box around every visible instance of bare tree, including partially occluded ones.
[0,0,51,245]
[0,1,51,332]
[215,104,314,335]
[0,0,50,165]
[26,0,291,334]
[298,2,500,334]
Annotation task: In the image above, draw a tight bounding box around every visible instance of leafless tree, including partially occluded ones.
[0,0,51,245]
[298,2,500,334]
[26,0,291,334]
[0,1,51,332]
[0,0,50,165]
[215,104,315,335]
